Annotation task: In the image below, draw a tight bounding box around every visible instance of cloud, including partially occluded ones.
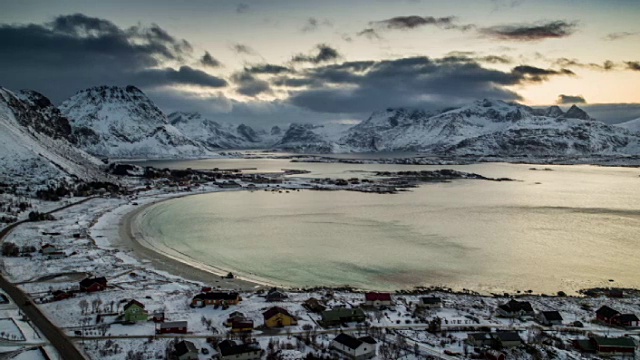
[200,51,221,67]
[292,44,341,64]
[490,0,526,11]
[556,94,586,104]
[443,51,513,64]
[357,28,383,40]
[479,55,513,64]
[480,20,577,41]
[236,3,249,14]
[230,43,258,56]
[135,66,228,88]
[604,31,640,41]
[553,57,615,71]
[511,65,575,82]
[231,72,272,97]
[370,15,473,32]
[0,13,203,101]
[244,64,292,74]
[626,61,640,71]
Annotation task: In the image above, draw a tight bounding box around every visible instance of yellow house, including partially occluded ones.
[263,307,297,328]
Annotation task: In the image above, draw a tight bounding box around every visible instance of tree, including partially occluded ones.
[79,299,89,314]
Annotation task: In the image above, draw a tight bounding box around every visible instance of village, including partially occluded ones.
[0,166,639,360]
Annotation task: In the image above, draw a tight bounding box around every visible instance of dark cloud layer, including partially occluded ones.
[0,13,225,101]
[280,56,574,113]
[231,72,272,97]
[292,44,341,64]
[553,57,615,71]
[557,94,586,104]
[136,66,227,88]
[481,20,577,41]
[244,64,292,74]
[200,51,221,67]
[372,15,458,30]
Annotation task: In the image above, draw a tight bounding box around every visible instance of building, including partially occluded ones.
[364,292,392,308]
[496,299,534,318]
[536,311,563,326]
[263,307,297,328]
[574,336,637,356]
[303,298,327,313]
[79,277,107,292]
[174,340,198,360]
[595,305,639,327]
[217,181,242,188]
[231,318,254,333]
[330,333,377,360]
[596,305,620,324]
[467,333,494,347]
[217,340,262,360]
[417,297,443,310]
[51,290,73,301]
[321,308,366,327]
[152,311,165,323]
[492,332,523,348]
[191,292,241,307]
[123,299,148,323]
[266,290,288,302]
[466,332,523,349]
[156,321,187,334]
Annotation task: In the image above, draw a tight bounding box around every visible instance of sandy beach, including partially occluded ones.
[116,193,267,292]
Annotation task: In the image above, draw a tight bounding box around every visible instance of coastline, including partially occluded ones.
[116,191,268,292]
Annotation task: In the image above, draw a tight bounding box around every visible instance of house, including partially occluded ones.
[52,290,73,301]
[364,292,392,308]
[174,340,198,360]
[321,308,366,327]
[330,333,377,360]
[266,289,288,302]
[467,332,523,349]
[152,311,165,323]
[496,299,534,318]
[613,313,640,328]
[303,298,327,313]
[595,305,639,327]
[263,307,297,328]
[596,305,620,324]
[466,332,494,347]
[231,318,254,333]
[79,277,107,292]
[217,340,262,360]
[47,251,66,259]
[492,332,523,349]
[156,321,187,334]
[191,292,241,307]
[574,336,637,356]
[217,181,242,188]
[536,311,563,326]
[417,297,443,310]
[123,299,148,323]
[41,244,57,255]
[225,311,246,324]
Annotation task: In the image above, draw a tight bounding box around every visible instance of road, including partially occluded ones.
[0,197,97,360]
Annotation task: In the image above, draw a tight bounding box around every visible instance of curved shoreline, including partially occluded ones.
[117,191,270,291]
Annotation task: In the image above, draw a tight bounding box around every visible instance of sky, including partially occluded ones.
[1,0,639,127]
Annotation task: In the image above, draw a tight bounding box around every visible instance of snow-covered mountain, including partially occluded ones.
[273,123,353,153]
[616,117,640,133]
[328,100,640,156]
[60,86,210,159]
[0,87,108,187]
[168,112,279,149]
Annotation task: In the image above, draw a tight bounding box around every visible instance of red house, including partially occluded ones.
[79,277,107,292]
[364,292,392,308]
[156,321,187,334]
[596,305,620,324]
[52,290,73,301]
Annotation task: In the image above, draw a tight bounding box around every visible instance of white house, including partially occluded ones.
[417,296,443,310]
[331,333,377,360]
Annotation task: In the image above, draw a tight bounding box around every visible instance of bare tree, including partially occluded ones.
[79,299,89,314]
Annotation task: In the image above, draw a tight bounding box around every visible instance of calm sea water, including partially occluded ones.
[134,160,640,294]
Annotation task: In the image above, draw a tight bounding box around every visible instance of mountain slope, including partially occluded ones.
[168,112,279,149]
[0,87,108,187]
[60,86,210,159]
[616,117,640,133]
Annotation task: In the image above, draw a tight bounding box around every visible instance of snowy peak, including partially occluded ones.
[60,86,209,158]
[274,123,336,153]
[543,106,564,118]
[562,105,591,120]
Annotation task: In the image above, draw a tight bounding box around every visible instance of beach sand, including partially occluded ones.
[116,196,266,292]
